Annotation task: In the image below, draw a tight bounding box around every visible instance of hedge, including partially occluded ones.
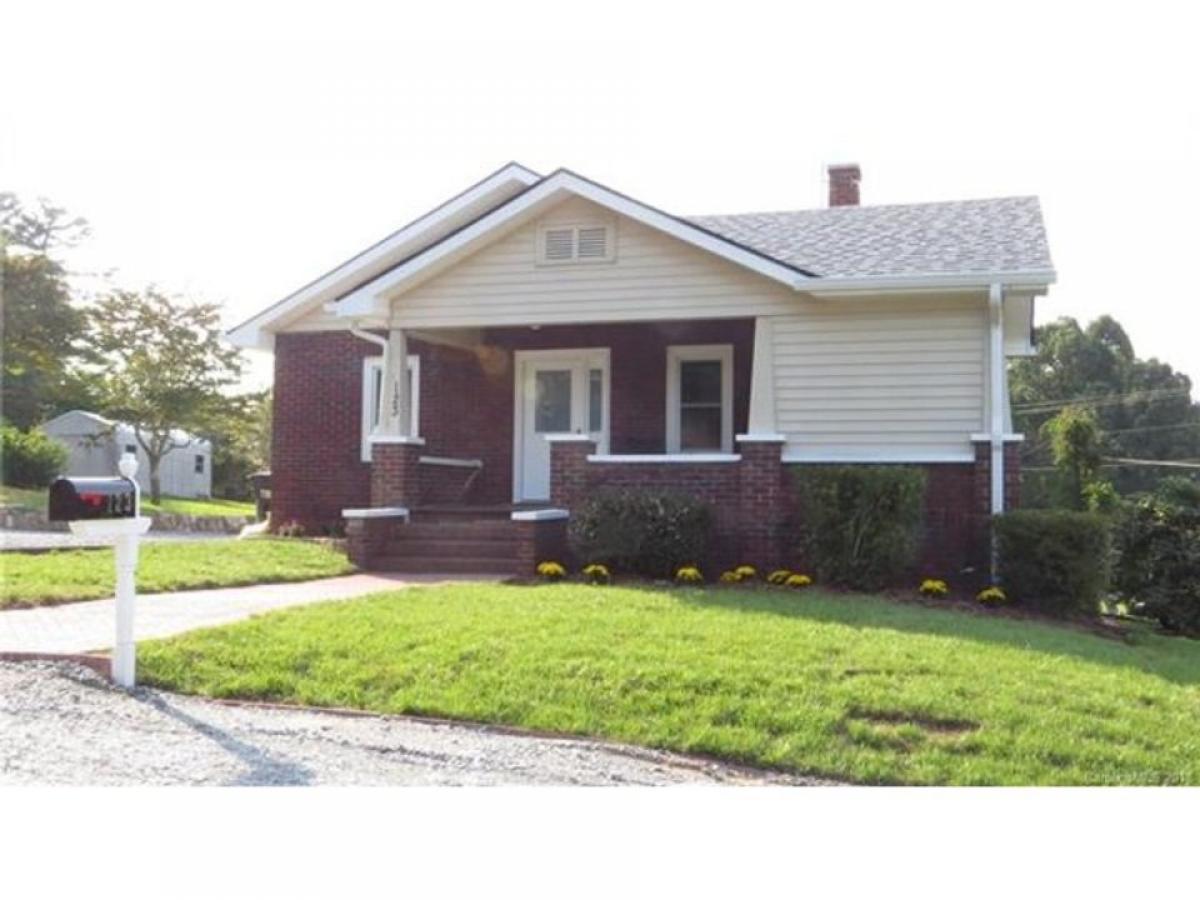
[568,489,712,579]
[994,509,1110,617]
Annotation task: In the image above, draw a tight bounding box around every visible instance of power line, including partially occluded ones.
[1014,387,1193,415]
[1102,457,1200,470]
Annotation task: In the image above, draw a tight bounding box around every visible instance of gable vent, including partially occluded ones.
[544,228,575,261]
[576,226,609,259]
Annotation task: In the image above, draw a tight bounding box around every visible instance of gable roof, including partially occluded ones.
[690,196,1052,280]
[332,168,816,319]
[229,163,1056,346]
[227,162,542,349]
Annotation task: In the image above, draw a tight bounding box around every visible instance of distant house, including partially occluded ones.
[42,410,213,498]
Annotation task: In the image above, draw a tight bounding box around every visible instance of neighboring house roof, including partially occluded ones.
[689,196,1052,279]
[41,410,211,449]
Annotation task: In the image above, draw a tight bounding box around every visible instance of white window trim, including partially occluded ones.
[360,355,420,462]
[535,221,616,266]
[666,344,734,454]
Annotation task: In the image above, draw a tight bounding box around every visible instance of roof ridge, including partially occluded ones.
[688,195,1042,220]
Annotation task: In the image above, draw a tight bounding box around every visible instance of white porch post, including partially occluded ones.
[746,316,778,435]
[381,327,410,437]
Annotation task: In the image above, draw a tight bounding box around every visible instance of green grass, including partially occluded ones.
[0,538,354,608]
[0,484,255,518]
[137,583,1200,785]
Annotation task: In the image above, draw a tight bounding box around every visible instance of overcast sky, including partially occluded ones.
[5,1,1197,390]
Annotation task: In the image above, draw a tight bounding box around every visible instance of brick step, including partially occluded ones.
[399,523,516,541]
[386,537,518,557]
[373,555,518,575]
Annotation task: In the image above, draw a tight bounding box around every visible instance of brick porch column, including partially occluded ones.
[735,435,787,570]
[547,435,595,510]
[370,436,426,508]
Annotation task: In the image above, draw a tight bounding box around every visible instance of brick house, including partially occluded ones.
[229,163,1052,577]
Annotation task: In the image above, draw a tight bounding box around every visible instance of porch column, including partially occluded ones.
[746,316,778,436]
[380,327,411,437]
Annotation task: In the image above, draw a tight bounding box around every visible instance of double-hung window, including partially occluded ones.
[360,356,421,462]
[665,344,734,454]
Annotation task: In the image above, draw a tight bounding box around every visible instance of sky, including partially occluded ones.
[4,1,1198,391]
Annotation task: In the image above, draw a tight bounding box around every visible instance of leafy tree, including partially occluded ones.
[88,289,244,502]
[1,193,93,427]
[202,389,272,499]
[1042,406,1104,509]
[1011,316,1200,500]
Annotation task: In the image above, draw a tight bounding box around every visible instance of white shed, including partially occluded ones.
[42,410,213,498]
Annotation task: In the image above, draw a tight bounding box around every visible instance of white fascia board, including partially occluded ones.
[333,171,811,318]
[782,449,976,464]
[801,269,1056,297]
[226,162,542,348]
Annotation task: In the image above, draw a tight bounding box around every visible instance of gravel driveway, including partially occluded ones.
[0,662,816,786]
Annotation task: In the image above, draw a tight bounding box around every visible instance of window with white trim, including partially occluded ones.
[360,356,421,462]
[666,344,734,454]
[537,222,615,264]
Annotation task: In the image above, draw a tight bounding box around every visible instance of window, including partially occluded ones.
[361,355,421,462]
[666,345,734,453]
[194,454,205,474]
[124,443,137,455]
[537,222,615,264]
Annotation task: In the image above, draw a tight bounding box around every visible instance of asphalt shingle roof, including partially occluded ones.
[688,196,1052,279]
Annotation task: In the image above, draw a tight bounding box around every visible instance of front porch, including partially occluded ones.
[343,318,788,574]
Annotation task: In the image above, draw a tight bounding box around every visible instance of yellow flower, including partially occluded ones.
[785,573,812,588]
[582,563,611,584]
[919,578,949,597]
[719,570,742,583]
[675,566,703,584]
[734,565,758,580]
[767,569,792,585]
[536,561,566,580]
[977,586,1007,604]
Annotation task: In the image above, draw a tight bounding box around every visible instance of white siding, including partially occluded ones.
[387,197,803,329]
[770,297,987,461]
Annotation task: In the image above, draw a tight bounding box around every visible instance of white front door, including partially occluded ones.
[515,349,609,502]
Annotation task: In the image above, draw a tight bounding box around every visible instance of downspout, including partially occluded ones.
[988,283,1006,577]
[350,324,389,439]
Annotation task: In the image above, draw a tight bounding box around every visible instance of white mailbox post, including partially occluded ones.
[66,453,152,687]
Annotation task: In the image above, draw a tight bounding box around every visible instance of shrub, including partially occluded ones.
[994,509,1111,617]
[1113,478,1200,634]
[1,425,68,488]
[569,489,713,579]
[792,466,926,590]
[536,561,566,582]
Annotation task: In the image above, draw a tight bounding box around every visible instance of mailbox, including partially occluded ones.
[48,477,138,521]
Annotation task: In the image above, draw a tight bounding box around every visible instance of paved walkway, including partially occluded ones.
[0,573,501,654]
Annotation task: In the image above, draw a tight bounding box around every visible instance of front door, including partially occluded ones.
[515,349,609,501]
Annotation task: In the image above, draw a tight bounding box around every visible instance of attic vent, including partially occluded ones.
[544,228,575,261]
[576,226,608,259]
[537,223,615,265]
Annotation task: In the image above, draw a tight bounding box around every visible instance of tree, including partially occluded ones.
[1042,406,1103,509]
[88,289,244,502]
[1,193,93,427]
[202,389,272,499]
[1010,315,1200,499]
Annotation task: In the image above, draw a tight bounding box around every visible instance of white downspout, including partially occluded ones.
[988,283,1006,576]
[350,324,390,438]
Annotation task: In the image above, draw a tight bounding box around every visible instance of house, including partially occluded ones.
[228,162,1053,575]
[42,410,213,498]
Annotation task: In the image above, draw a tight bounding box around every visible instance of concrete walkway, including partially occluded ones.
[0,573,502,654]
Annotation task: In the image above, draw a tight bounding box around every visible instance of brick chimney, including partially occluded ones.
[828,163,861,207]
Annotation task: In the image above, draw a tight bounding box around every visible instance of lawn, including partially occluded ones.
[0,538,354,608]
[0,484,255,518]
[137,582,1200,785]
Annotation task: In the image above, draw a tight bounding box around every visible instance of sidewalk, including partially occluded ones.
[0,573,502,654]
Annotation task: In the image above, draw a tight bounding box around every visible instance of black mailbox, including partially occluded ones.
[48,477,138,521]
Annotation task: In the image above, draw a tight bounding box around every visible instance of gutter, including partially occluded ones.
[988,282,1006,578]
